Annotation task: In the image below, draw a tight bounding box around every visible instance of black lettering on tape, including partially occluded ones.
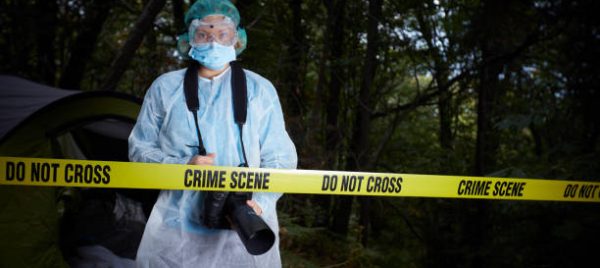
[578,185,599,199]
[6,161,26,182]
[564,184,578,198]
[357,176,365,191]
[367,176,374,192]
[458,180,465,195]
[381,177,389,192]
[458,179,491,196]
[493,181,526,197]
[374,176,381,192]
[51,163,59,182]
[5,161,15,181]
[237,171,247,188]
[208,170,224,188]
[186,169,226,188]
[65,164,73,183]
[30,162,60,183]
[231,171,239,188]
[341,175,360,192]
[365,176,401,193]
[31,163,45,182]
[322,175,338,191]
[194,170,204,187]
[102,165,111,184]
[263,173,270,190]
[84,165,93,183]
[64,163,110,185]
[231,172,270,190]
[396,176,403,193]
[75,164,83,182]
[184,169,193,187]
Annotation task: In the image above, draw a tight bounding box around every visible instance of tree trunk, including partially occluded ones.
[311,0,344,228]
[332,0,382,239]
[284,0,307,118]
[101,0,166,91]
[35,0,58,86]
[323,0,349,235]
[59,0,114,89]
[414,7,453,151]
[143,0,159,88]
[475,19,504,176]
[172,0,185,34]
[438,73,452,150]
[469,1,512,267]
[473,0,539,174]
[354,0,382,246]
[6,1,35,78]
[323,0,346,159]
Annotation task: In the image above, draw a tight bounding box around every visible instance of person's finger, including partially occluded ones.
[188,156,199,164]
[188,154,215,165]
[247,200,262,215]
[201,155,214,165]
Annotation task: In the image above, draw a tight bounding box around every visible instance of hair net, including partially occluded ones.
[177,0,247,56]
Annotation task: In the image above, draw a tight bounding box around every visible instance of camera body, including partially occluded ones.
[203,191,275,255]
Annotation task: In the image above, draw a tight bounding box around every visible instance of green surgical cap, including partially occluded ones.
[177,0,247,56]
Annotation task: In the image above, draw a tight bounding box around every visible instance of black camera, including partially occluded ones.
[202,191,275,255]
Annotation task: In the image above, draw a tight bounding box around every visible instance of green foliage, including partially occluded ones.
[1,0,599,267]
[279,210,384,267]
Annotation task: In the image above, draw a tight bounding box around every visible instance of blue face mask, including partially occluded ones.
[188,42,236,70]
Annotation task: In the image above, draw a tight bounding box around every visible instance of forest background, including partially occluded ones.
[1,0,599,267]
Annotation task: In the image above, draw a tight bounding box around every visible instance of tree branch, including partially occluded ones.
[100,0,166,91]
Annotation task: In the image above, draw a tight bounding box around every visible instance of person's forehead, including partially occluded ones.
[198,15,234,27]
[194,25,234,34]
[201,14,228,23]
[195,16,234,30]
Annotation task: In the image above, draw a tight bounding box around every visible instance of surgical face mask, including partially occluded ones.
[188,42,236,70]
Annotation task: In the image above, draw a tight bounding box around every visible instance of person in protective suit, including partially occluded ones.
[128,0,297,267]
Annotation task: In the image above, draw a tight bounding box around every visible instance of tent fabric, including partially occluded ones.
[0,75,143,267]
[0,75,77,140]
[0,80,141,158]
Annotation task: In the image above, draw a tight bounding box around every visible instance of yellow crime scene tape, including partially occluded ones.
[1,156,599,202]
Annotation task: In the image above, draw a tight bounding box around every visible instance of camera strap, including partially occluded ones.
[184,60,249,167]
[230,61,250,168]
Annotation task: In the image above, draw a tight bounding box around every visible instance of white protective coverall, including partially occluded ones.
[129,66,297,267]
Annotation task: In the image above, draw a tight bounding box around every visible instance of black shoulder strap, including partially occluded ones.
[184,61,200,112]
[230,61,247,125]
[184,61,247,122]
[230,61,249,167]
[183,60,248,165]
[183,61,206,155]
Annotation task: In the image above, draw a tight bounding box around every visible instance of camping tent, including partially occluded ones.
[0,75,140,159]
[0,75,146,267]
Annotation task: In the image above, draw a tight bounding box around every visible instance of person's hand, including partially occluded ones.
[246,200,263,216]
[188,153,216,165]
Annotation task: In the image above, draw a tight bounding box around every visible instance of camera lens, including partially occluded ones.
[229,204,275,255]
[203,191,276,255]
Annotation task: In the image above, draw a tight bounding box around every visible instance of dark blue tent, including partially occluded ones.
[0,75,147,267]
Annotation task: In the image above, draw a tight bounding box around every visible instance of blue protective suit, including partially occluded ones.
[129,67,297,267]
